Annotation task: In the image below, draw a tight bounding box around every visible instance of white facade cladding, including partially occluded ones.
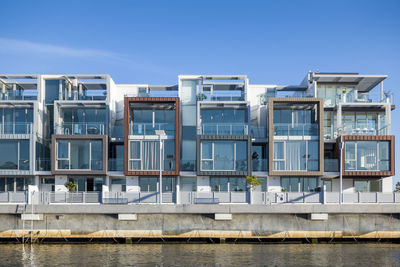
[0,72,395,205]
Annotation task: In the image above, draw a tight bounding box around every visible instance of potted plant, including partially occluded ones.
[65,181,78,193]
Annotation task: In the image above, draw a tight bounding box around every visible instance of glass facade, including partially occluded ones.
[139,177,176,192]
[68,177,104,192]
[273,140,319,171]
[200,108,247,135]
[210,177,247,192]
[56,140,103,170]
[200,141,247,171]
[281,177,319,192]
[58,108,106,135]
[0,140,29,170]
[345,141,390,171]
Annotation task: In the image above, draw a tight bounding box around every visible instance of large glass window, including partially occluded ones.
[210,177,247,192]
[56,140,103,170]
[281,177,319,192]
[0,108,33,134]
[345,141,390,171]
[200,141,247,171]
[251,143,268,171]
[130,103,176,136]
[68,177,104,192]
[354,180,382,192]
[0,177,33,192]
[0,140,30,170]
[128,140,175,171]
[273,106,318,136]
[139,177,158,192]
[200,108,247,135]
[273,141,319,171]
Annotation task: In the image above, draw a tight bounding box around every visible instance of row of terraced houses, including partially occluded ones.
[0,72,395,204]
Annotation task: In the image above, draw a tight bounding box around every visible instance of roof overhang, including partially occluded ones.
[311,73,387,91]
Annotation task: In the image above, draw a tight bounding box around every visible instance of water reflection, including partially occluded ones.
[0,243,398,266]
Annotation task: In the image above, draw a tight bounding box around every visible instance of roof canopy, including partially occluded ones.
[311,73,387,92]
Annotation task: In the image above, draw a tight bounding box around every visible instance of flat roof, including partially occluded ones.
[311,73,387,91]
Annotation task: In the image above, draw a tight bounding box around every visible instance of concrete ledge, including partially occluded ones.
[309,213,328,221]
[214,214,232,220]
[118,214,137,221]
[21,214,43,221]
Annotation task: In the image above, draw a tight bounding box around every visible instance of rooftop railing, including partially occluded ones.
[337,92,394,105]
[0,123,32,135]
[0,90,38,101]
[129,123,175,136]
[197,91,245,101]
[199,123,248,135]
[273,123,319,137]
[55,122,105,135]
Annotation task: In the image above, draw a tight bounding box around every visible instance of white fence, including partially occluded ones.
[2,191,400,205]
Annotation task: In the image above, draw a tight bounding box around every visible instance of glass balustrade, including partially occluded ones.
[55,122,105,135]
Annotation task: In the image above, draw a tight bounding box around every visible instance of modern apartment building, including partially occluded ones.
[0,72,395,204]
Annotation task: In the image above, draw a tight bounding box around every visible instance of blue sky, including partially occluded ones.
[1,0,399,187]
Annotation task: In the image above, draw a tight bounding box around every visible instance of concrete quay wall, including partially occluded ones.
[0,204,400,241]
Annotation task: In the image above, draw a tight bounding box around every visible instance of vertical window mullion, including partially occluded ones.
[89,142,92,170]
[17,141,20,170]
[68,141,71,170]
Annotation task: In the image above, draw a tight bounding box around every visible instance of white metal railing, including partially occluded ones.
[200,124,248,135]
[55,122,105,135]
[0,192,27,203]
[0,123,32,134]
[5,191,400,205]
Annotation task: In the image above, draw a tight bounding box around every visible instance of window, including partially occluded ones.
[68,177,104,192]
[281,177,319,192]
[200,108,247,135]
[273,140,319,171]
[251,143,268,171]
[0,140,30,170]
[0,177,33,192]
[210,177,247,192]
[200,141,247,171]
[345,141,390,171]
[56,140,103,171]
[354,180,382,192]
[128,140,176,171]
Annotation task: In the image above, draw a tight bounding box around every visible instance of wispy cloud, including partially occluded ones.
[0,37,129,62]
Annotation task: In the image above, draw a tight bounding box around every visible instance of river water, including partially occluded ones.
[0,243,399,266]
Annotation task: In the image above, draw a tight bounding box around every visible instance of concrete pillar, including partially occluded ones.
[55,175,68,192]
[126,176,140,192]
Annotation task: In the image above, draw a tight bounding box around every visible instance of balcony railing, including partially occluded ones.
[181,160,196,171]
[129,123,175,136]
[36,158,51,172]
[55,122,105,135]
[252,159,268,172]
[59,91,107,101]
[199,124,248,135]
[337,92,394,105]
[250,126,267,138]
[0,91,38,101]
[337,125,390,136]
[274,123,319,137]
[108,158,124,172]
[197,91,244,101]
[324,158,338,172]
[0,123,32,134]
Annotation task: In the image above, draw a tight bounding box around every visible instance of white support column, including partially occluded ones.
[54,175,68,192]
[337,103,342,133]
[385,103,391,134]
[126,176,140,192]
[176,176,180,204]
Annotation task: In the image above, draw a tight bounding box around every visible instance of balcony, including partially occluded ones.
[197,91,244,102]
[250,126,267,139]
[338,125,390,136]
[181,160,196,171]
[0,123,32,135]
[337,92,394,105]
[108,158,124,172]
[129,123,175,136]
[252,159,268,172]
[324,158,338,172]
[274,123,318,137]
[199,124,248,135]
[55,122,105,135]
[0,90,38,101]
